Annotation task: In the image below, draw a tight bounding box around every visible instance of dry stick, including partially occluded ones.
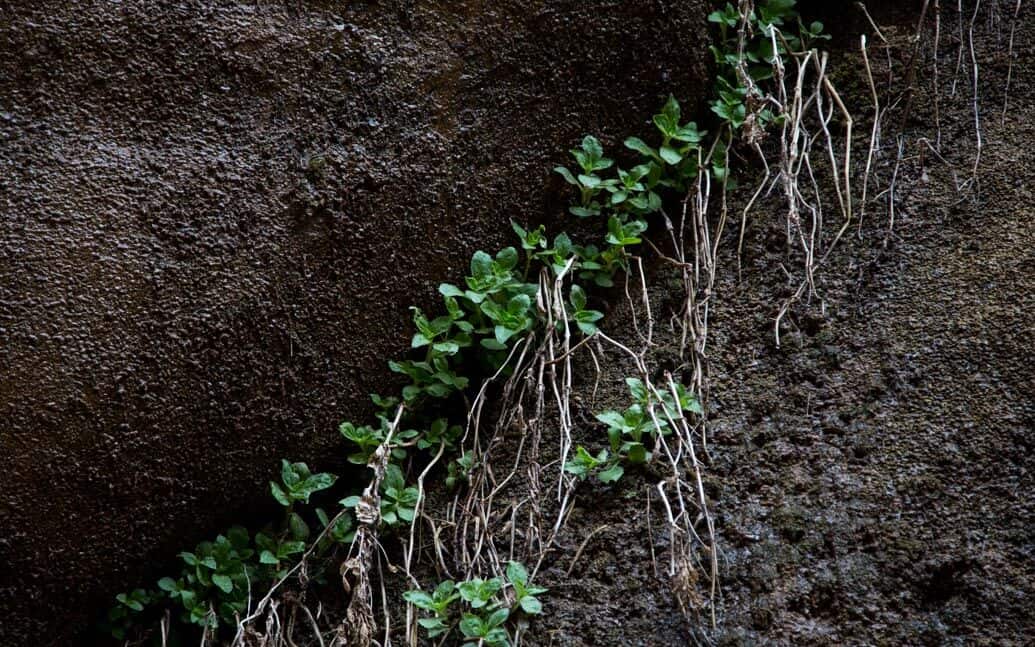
[299,603,327,647]
[564,524,610,577]
[859,34,882,235]
[854,1,893,92]
[934,0,943,148]
[952,0,965,97]
[898,0,933,132]
[885,135,905,248]
[737,141,771,278]
[916,137,963,191]
[816,75,854,262]
[1001,0,1022,125]
[968,0,983,192]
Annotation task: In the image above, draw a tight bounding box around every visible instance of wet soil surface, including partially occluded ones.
[0,0,709,642]
[700,8,1035,643]
[3,1,1032,645]
[509,2,1033,645]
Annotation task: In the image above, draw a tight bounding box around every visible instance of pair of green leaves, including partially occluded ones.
[564,445,624,483]
[340,417,419,465]
[270,459,337,507]
[404,580,461,638]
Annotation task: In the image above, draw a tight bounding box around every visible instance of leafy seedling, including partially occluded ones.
[567,284,604,336]
[555,135,616,217]
[458,577,503,609]
[564,445,624,483]
[404,580,460,639]
[505,561,548,614]
[460,608,510,647]
[269,460,337,507]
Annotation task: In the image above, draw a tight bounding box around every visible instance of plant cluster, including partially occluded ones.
[105,2,828,641]
[565,378,702,483]
[104,462,340,639]
[404,562,546,647]
[707,0,829,136]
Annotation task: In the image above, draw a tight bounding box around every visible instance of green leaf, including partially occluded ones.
[302,473,337,498]
[626,442,649,464]
[439,283,465,298]
[212,574,233,594]
[520,595,543,614]
[281,459,300,487]
[506,561,528,585]
[661,94,681,123]
[289,512,311,541]
[569,205,599,218]
[569,285,587,310]
[471,251,493,278]
[597,463,624,483]
[433,341,460,354]
[403,590,435,610]
[659,145,683,165]
[459,614,483,638]
[624,136,658,160]
[554,166,579,186]
[269,481,290,506]
[260,550,279,565]
[581,135,603,159]
[488,606,510,627]
[158,577,177,592]
[496,247,518,270]
[578,174,601,188]
[480,338,507,351]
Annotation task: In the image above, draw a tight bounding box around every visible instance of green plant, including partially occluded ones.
[255,531,305,575]
[269,460,337,507]
[447,450,475,490]
[460,608,510,647]
[165,527,255,628]
[568,285,604,335]
[407,561,545,647]
[105,4,826,636]
[554,135,616,217]
[583,378,703,478]
[505,561,548,614]
[106,588,156,640]
[403,580,460,638]
[315,507,356,548]
[564,445,624,483]
[458,576,503,609]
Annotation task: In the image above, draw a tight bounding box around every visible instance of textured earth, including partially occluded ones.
[0,1,710,642]
[2,1,1033,645]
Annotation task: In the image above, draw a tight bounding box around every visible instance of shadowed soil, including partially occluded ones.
[0,0,711,642]
[3,0,1033,645]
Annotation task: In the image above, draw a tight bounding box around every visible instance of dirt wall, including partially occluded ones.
[0,0,709,642]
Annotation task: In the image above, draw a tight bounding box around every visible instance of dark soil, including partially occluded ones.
[701,8,1035,643]
[0,0,712,643]
[525,2,1034,645]
[3,1,1033,645]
